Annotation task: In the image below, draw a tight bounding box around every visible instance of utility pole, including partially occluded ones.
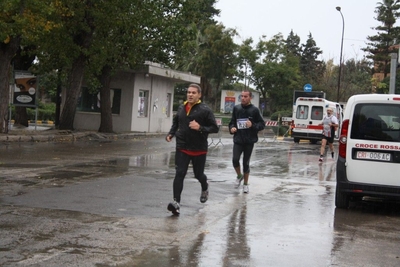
[336,6,345,103]
[389,53,397,94]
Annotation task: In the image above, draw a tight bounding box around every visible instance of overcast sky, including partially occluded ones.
[215,0,385,64]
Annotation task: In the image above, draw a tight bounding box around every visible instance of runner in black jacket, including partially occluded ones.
[165,84,219,215]
[228,89,265,193]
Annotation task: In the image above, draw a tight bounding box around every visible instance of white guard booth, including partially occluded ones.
[70,62,201,133]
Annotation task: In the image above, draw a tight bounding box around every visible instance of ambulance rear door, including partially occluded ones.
[292,98,324,143]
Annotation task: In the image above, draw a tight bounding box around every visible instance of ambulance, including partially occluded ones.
[291,97,343,144]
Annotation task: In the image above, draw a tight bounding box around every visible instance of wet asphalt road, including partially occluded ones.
[1,132,400,266]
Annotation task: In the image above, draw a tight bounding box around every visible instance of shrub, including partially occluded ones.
[270,110,292,121]
[271,125,290,136]
[221,117,230,125]
[11,102,56,122]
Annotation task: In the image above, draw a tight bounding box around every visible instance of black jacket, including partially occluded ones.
[168,101,219,151]
[228,103,265,144]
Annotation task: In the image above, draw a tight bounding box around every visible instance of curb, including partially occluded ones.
[10,120,55,125]
[0,130,163,143]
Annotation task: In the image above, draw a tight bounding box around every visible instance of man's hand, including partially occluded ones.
[231,127,237,133]
[246,119,252,128]
[166,134,173,142]
[189,120,200,131]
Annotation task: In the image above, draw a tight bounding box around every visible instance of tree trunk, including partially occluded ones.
[58,56,86,130]
[0,58,11,133]
[55,71,62,127]
[98,65,113,133]
[14,106,29,127]
[0,37,21,133]
[200,77,212,99]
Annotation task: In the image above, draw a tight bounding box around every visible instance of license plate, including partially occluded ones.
[356,151,391,161]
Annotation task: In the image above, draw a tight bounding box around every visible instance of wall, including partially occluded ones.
[73,71,135,132]
[130,74,174,133]
[147,78,175,133]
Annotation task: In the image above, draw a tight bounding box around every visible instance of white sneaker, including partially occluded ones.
[236,174,244,188]
[243,185,249,194]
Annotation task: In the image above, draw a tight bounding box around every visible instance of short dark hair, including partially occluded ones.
[188,83,202,94]
[242,89,252,97]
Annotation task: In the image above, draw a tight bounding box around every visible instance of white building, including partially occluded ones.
[70,62,200,133]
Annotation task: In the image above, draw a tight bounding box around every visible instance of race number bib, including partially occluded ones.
[237,119,248,129]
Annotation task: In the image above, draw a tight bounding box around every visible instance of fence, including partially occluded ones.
[260,121,279,142]
[260,118,291,142]
[208,118,223,147]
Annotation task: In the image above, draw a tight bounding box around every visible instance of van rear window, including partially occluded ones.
[350,103,400,142]
[311,106,323,120]
[295,105,324,120]
[296,105,309,119]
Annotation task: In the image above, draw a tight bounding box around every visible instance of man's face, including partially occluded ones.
[186,86,201,105]
[240,91,251,105]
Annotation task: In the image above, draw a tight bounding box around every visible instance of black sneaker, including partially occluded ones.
[168,201,180,216]
[319,156,323,162]
[200,189,209,203]
[331,152,334,158]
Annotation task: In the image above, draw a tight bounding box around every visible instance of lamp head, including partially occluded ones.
[336,6,341,11]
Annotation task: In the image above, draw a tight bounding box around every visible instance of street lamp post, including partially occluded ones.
[336,6,345,103]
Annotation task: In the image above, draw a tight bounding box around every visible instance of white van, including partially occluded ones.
[336,94,400,209]
[291,97,343,144]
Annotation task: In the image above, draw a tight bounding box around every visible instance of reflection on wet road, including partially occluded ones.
[1,136,400,266]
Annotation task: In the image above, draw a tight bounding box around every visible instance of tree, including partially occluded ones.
[285,30,302,57]
[83,0,166,133]
[250,34,301,112]
[0,0,54,133]
[90,0,220,132]
[319,59,338,100]
[320,58,373,102]
[300,33,325,88]
[341,59,373,101]
[196,24,238,108]
[33,0,205,132]
[237,38,257,90]
[363,0,400,79]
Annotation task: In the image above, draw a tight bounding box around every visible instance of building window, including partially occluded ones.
[77,88,121,114]
[138,90,149,117]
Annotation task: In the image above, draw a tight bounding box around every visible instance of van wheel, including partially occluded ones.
[293,138,300,143]
[335,187,349,209]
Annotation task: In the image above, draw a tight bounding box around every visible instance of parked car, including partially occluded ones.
[336,94,400,209]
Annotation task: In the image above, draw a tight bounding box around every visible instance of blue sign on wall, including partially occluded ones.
[303,84,312,92]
